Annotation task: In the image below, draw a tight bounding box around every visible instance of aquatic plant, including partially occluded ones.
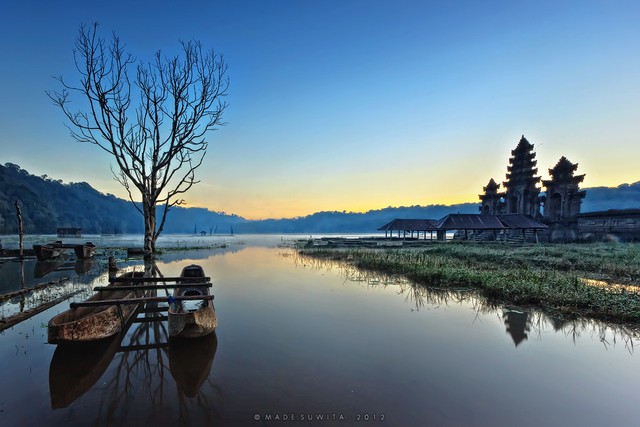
[300,243,640,323]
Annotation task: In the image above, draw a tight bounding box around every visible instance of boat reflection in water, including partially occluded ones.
[169,333,218,398]
[49,329,218,409]
[33,260,66,279]
[49,333,122,409]
[48,265,218,411]
[33,258,94,279]
[74,258,95,275]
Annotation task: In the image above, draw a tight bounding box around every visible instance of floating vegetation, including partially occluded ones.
[299,243,640,324]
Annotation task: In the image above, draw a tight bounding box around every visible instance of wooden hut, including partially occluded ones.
[381,213,547,242]
[378,219,438,239]
[57,227,82,237]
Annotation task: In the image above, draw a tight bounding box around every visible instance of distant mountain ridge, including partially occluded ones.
[0,162,638,234]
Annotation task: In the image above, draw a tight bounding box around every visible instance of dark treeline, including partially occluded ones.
[1,163,639,235]
[235,205,479,234]
[0,163,242,235]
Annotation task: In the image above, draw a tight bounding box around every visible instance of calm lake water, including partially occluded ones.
[1,235,639,426]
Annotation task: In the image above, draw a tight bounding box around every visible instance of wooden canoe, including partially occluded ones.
[74,242,96,259]
[33,243,65,261]
[48,271,146,344]
[127,247,145,257]
[168,265,217,339]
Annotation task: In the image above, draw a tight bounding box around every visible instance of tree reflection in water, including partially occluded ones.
[293,249,640,352]
[48,260,222,426]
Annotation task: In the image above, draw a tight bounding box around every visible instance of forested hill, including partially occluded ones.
[1,163,639,234]
[0,163,243,234]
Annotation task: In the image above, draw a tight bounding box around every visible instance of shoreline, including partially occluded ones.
[299,242,640,324]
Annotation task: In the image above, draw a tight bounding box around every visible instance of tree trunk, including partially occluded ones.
[143,198,157,256]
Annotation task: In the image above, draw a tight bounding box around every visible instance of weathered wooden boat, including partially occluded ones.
[47,271,146,343]
[74,242,96,259]
[33,242,65,261]
[169,332,218,397]
[168,265,217,339]
[127,247,146,257]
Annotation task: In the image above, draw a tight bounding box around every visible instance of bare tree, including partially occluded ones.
[48,23,229,254]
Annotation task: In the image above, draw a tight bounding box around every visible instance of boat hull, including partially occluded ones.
[74,243,96,259]
[168,264,217,339]
[48,272,145,344]
[169,303,217,338]
[33,244,63,262]
[127,248,145,257]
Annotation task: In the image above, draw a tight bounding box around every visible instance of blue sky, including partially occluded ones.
[1,0,639,218]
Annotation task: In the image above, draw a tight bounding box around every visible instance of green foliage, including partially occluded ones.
[0,163,142,234]
[301,243,640,323]
[0,163,245,235]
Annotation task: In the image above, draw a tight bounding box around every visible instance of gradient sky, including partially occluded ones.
[1,1,639,219]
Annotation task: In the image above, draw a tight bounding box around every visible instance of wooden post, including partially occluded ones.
[15,201,23,258]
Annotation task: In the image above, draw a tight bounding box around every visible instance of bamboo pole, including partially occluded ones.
[109,276,211,283]
[15,201,23,258]
[94,283,212,292]
[70,294,214,308]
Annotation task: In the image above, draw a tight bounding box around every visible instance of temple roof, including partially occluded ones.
[511,135,534,155]
[485,178,499,190]
[543,156,585,185]
[434,214,548,230]
[434,214,505,230]
[505,135,540,189]
[549,156,578,175]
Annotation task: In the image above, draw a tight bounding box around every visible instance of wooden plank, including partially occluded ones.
[70,294,214,309]
[109,276,211,283]
[94,283,212,292]
[119,343,169,352]
[131,315,168,323]
[139,306,168,313]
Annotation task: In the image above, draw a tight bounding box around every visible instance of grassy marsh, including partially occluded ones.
[300,242,640,323]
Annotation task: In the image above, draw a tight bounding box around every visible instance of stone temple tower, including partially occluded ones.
[503,136,541,217]
[478,178,504,215]
[542,156,586,221]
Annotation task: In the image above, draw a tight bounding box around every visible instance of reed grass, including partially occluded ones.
[300,242,640,323]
